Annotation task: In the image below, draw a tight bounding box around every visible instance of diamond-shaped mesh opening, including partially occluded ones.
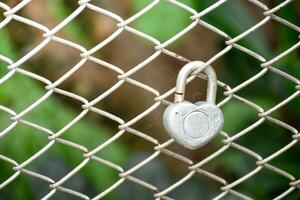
[132,0,195,42]
[89,0,137,19]
[0,73,49,112]
[239,70,299,112]
[24,40,83,83]
[0,172,38,200]
[167,24,226,61]
[166,175,212,199]
[0,122,49,163]
[91,30,156,71]
[236,120,293,157]
[130,53,185,93]
[222,98,259,134]
[0,159,17,185]
[15,0,63,28]
[59,116,121,151]
[201,146,258,182]
[269,145,300,176]
[220,47,264,87]
[59,61,119,100]
[1,19,45,55]
[93,82,157,120]
[115,178,158,200]
[201,0,263,34]
[235,167,293,199]
[55,5,119,48]
[61,158,121,197]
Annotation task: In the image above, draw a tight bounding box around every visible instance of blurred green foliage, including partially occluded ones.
[132,0,197,42]
[0,8,127,200]
[0,0,300,199]
[48,0,90,44]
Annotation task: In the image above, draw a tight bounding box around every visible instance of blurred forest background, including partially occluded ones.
[0,0,300,199]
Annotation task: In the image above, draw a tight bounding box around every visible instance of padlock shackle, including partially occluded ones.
[174,61,217,104]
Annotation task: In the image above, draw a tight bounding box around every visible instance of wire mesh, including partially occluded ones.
[0,0,299,199]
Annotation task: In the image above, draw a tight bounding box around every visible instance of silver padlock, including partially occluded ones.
[163,61,224,150]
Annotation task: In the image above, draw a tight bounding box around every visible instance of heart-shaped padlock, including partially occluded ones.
[163,61,224,150]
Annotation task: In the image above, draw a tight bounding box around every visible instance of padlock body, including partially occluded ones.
[163,101,224,149]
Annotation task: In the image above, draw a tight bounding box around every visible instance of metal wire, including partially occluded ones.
[0,0,299,199]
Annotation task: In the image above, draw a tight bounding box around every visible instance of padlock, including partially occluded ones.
[163,61,224,150]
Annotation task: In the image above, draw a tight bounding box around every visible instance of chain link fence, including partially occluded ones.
[0,0,299,199]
